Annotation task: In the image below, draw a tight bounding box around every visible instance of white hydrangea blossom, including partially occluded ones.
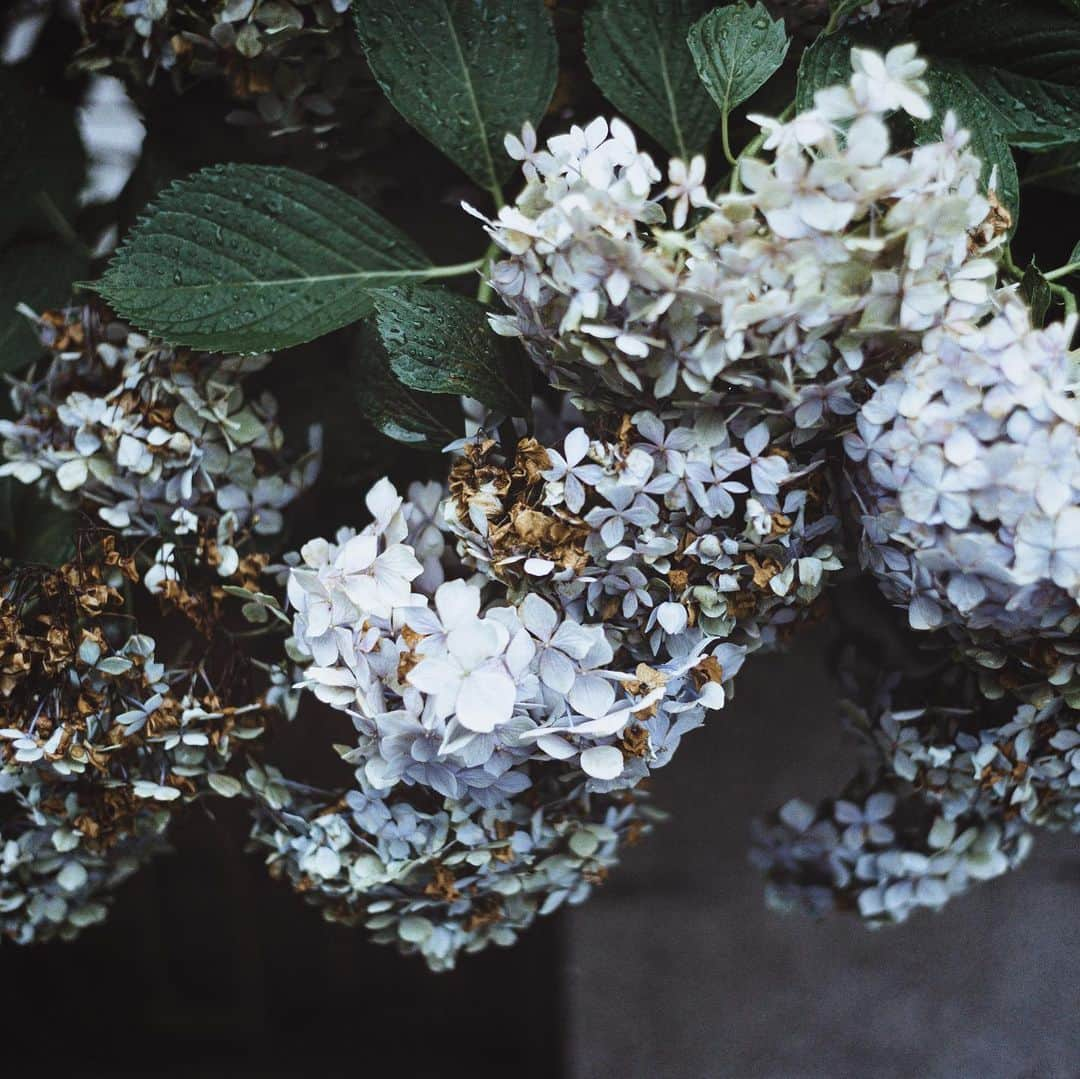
[474,46,997,433]
[753,649,1075,929]
[845,297,1080,702]
[287,479,740,796]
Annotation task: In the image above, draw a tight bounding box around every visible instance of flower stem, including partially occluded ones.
[475,240,499,303]
[420,258,487,280]
[1044,260,1080,282]
[1048,281,1077,317]
[721,110,738,168]
[475,183,505,303]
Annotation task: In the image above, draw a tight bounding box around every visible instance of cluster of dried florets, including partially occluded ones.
[0,305,319,593]
[73,0,366,155]
[246,762,659,970]
[862,678,1080,833]
[0,550,270,942]
[1,786,169,945]
[443,419,841,656]
[0,557,267,801]
[845,298,1080,705]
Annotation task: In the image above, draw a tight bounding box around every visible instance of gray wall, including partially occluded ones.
[564,632,1080,1079]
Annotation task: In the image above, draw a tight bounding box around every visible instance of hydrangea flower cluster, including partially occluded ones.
[752,775,1031,925]
[0,557,268,806]
[0,548,271,942]
[1,788,169,945]
[256,47,1036,963]
[477,47,998,431]
[287,478,739,793]
[752,642,1079,925]
[0,305,320,592]
[246,762,659,970]
[863,679,1080,833]
[442,420,841,656]
[845,298,1080,704]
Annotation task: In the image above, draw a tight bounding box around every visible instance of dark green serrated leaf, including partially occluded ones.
[585,0,717,159]
[915,65,1020,223]
[91,164,435,353]
[353,0,557,193]
[351,325,464,450]
[962,66,1080,150]
[687,2,789,124]
[1020,262,1053,325]
[919,0,1080,85]
[0,64,86,248]
[795,32,856,113]
[372,285,530,416]
[0,241,89,376]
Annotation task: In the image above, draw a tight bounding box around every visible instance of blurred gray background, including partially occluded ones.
[563,621,1080,1079]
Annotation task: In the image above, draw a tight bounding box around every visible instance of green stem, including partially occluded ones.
[720,110,738,168]
[1049,281,1077,317]
[1044,260,1080,282]
[476,239,499,304]
[418,258,486,281]
[475,183,505,303]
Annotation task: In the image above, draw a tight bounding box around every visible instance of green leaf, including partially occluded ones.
[687,2,789,125]
[351,325,465,450]
[919,0,1080,85]
[1020,262,1052,325]
[0,242,89,376]
[795,32,856,113]
[916,65,1021,223]
[1070,239,1080,263]
[959,66,1080,150]
[0,64,86,248]
[91,164,437,353]
[353,0,557,193]
[584,0,718,159]
[372,285,530,415]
